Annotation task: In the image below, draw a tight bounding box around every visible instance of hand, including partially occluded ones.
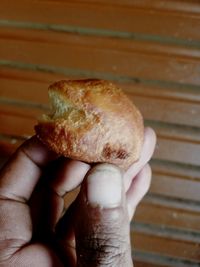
[0,128,156,267]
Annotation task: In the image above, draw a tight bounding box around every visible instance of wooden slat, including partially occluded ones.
[150,172,200,202]
[153,137,200,166]
[148,159,200,202]
[71,0,200,15]
[134,261,168,267]
[131,94,200,128]
[66,0,200,12]
[131,232,200,262]
[0,66,64,83]
[1,67,200,128]
[0,27,200,86]
[0,114,34,137]
[2,78,200,128]
[135,201,200,232]
[65,0,200,15]
[0,0,200,42]
[1,67,200,103]
[133,250,200,267]
[151,159,200,182]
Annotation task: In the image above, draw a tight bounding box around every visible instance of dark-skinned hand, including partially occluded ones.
[0,128,156,267]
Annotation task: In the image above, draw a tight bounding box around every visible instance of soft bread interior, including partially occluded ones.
[48,90,75,119]
[40,90,87,127]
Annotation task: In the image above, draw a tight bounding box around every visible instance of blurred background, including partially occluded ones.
[0,1,200,266]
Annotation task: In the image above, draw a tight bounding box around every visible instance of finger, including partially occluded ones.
[30,159,90,235]
[49,159,90,227]
[0,136,58,202]
[50,159,90,197]
[55,200,78,267]
[124,127,156,192]
[57,164,133,267]
[44,160,90,267]
[126,164,152,220]
[6,243,63,267]
[0,136,58,260]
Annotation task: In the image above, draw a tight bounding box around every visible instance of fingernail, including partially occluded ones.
[86,164,122,208]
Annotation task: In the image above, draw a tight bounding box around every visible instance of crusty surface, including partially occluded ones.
[35,79,144,170]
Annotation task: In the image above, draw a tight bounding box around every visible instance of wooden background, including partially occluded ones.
[0,0,200,266]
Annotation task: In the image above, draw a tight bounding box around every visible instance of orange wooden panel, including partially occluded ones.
[149,158,200,202]
[1,67,199,103]
[0,140,18,156]
[0,0,200,41]
[71,0,200,15]
[135,202,200,232]
[0,112,36,137]
[1,67,200,128]
[150,173,200,202]
[0,66,65,84]
[132,232,200,262]
[151,158,200,183]
[2,80,200,128]
[131,95,200,128]
[134,261,168,267]
[154,137,200,166]
[123,82,200,103]
[0,103,42,119]
[0,27,200,85]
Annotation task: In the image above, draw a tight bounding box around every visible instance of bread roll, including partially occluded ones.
[35,79,144,170]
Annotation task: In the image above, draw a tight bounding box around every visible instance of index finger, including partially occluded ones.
[0,136,58,202]
[124,127,156,191]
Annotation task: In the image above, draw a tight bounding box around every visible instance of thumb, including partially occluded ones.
[75,164,133,267]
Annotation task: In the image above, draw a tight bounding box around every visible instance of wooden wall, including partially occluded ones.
[0,1,200,266]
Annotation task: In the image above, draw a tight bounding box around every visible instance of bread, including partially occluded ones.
[35,79,144,170]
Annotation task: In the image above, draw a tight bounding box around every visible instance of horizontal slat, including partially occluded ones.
[0,114,34,137]
[151,159,200,181]
[149,121,200,166]
[1,67,200,128]
[151,172,200,202]
[0,0,200,42]
[0,66,65,83]
[145,193,200,214]
[0,27,200,85]
[71,0,200,15]
[0,102,42,119]
[131,94,200,128]
[131,231,200,262]
[135,201,200,232]
[153,137,200,166]
[133,250,200,267]
[63,0,200,12]
[133,221,200,245]
[148,159,200,202]
[134,260,168,267]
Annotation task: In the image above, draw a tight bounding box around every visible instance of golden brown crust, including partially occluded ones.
[35,79,144,170]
